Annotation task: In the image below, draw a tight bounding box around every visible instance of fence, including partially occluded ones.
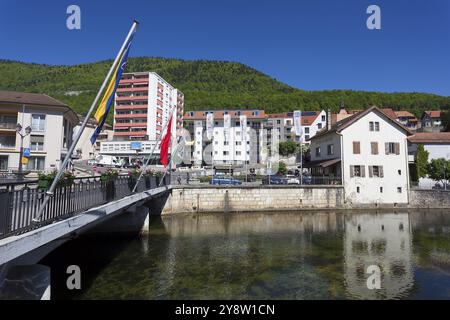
[0,174,170,240]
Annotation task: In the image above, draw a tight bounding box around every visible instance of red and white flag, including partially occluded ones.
[160,116,173,167]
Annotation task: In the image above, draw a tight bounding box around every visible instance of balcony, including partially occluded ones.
[0,135,16,149]
[119,78,149,84]
[114,113,148,119]
[116,95,148,102]
[115,104,148,110]
[116,87,149,93]
[114,130,147,137]
[0,115,18,131]
[114,122,147,128]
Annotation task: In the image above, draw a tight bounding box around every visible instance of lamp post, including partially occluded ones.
[16,123,32,178]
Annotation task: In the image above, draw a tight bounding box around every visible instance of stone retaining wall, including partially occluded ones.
[409,189,450,209]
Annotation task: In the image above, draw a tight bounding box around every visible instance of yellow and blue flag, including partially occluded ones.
[90,34,134,144]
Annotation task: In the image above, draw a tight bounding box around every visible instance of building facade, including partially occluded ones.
[420,111,442,132]
[74,116,113,160]
[183,110,266,166]
[266,110,327,143]
[309,107,412,204]
[100,72,183,161]
[0,91,79,172]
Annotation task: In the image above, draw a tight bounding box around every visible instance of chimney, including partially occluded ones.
[327,108,332,131]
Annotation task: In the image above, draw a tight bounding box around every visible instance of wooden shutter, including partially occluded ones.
[361,166,366,177]
[353,141,360,154]
[371,142,378,155]
[385,142,389,155]
[369,166,373,177]
[395,143,400,155]
[379,166,384,178]
[350,165,354,177]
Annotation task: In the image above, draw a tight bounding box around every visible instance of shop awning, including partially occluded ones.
[302,158,341,168]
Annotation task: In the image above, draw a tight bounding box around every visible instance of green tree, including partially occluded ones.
[278,161,287,175]
[415,144,429,180]
[427,158,450,184]
[278,141,299,156]
[441,111,450,132]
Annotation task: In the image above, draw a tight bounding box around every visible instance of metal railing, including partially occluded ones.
[0,174,170,239]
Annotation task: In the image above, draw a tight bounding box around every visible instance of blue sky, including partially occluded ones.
[1,0,449,96]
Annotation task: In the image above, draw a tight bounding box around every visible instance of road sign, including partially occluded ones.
[23,148,30,157]
[130,141,142,150]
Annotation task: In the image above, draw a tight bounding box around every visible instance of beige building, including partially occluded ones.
[0,91,79,172]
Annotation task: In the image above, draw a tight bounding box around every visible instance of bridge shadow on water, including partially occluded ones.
[38,214,169,300]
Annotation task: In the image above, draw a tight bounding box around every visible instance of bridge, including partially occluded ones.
[0,174,171,298]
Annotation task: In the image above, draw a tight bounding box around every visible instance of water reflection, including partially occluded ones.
[44,210,450,300]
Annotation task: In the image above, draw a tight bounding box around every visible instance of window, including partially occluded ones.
[305,135,310,140]
[27,156,45,171]
[223,151,229,156]
[30,136,44,151]
[398,170,402,175]
[350,165,365,177]
[304,127,310,134]
[0,156,8,170]
[315,147,321,157]
[31,114,46,132]
[317,123,322,129]
[236,141,241,146]
[236,151,241,156]
[327,144,334,155]
[369,165,384,178]
[397,187,402,193]
[353,141,361,154]
[322,115,326,121]
[371,142,378,155]
[357,186,360,193]
[385,142,400,155]
[380,187,383,193]
[224,141,229,146]
[369,121,380,132]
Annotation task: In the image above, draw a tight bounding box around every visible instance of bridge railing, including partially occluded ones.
[0,174,170,240]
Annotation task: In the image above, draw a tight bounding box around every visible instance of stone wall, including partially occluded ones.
[161,186,345,214]
[409,189,450,208]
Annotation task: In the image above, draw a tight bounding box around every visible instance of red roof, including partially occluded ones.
[425,111,441,118]
[408,132,450,143]
[267,111,321,126]
[394,111,416,118]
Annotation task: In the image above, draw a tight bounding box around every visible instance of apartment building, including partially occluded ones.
[183,110,266,166]
[394,111,420,131]
[309,106,412,204]
[102,72,183,160]
[0,91,79,172]
[266,110,327,143]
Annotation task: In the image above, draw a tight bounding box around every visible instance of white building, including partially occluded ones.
[309,106,412,204]
[184,110,266,166]
[0,91,79,172]
[407,132,450,188]
[266,110,327,143]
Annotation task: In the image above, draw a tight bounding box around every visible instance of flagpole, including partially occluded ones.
[132,105,177,192]
[32,20,139,222]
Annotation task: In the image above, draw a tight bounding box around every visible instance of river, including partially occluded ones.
[40,210,450,299]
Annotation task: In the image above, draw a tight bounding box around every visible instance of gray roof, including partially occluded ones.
[0,90,68,107]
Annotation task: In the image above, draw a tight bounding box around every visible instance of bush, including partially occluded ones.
[100,169,119,182]
[38,170,75,189]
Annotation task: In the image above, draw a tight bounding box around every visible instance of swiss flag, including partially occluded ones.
[160,116,173,167]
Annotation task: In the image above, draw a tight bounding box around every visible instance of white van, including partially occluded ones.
[95,155,124,168]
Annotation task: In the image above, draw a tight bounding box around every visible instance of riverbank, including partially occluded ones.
[159,185,450,215]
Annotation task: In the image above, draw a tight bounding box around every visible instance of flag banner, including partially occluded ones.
[223,113,231,142]
[90,33,135,145]
[206,112,214,140]
[240,115,247,142]
[160,116,173,167]
[294,110,303,137]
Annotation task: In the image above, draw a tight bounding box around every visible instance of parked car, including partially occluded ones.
[262,175,288,185]
[285,175,300,185]
[87,159,96,166]
[210,175,242,185]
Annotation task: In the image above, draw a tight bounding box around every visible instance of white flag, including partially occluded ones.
[293,110,303,137]
[223,113,231,142]
[206,112,214,140]
[239,115,247,142]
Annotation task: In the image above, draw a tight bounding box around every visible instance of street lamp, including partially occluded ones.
[16,123,32,178]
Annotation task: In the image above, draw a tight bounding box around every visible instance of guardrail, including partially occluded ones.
[0,174,170,240]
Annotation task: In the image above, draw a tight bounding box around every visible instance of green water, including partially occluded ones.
[43,210,450,300]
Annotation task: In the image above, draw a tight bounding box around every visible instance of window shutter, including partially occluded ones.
[385,142,389,155]
[369,166,373,177]
[350,165,354,177]
[361,166,366,177]
[353,141,360,154]
[395,143,400,155]
[380,166,384,178]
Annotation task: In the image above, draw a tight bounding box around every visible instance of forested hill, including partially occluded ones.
[1,57,449,121]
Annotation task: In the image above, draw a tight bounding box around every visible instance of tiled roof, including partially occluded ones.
[184,109,266,120]
[0,90,68,107]
[312,106,412,140]
[408,132,450,143]
[395,111,416,118]
[267,111,321,126]
[425,111,441,118]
